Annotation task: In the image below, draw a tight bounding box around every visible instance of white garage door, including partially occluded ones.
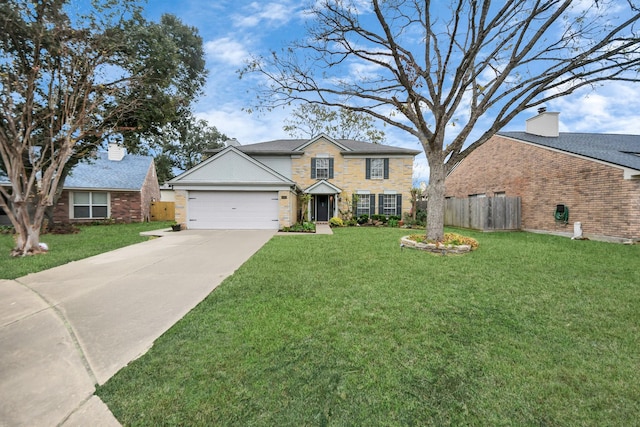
[188,191,279,229]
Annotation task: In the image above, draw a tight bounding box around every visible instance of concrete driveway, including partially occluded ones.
[0,229,275,427]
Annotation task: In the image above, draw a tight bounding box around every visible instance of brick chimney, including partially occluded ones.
[526,109,559,137]
[108,142,126,161]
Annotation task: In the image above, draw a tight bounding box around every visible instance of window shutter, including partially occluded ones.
[384,159,389,179]
[370,194,376,216]
[352,194,357,214]
[329,158,334,179]
[396,194,402,216]
[311,158,316,179]
[365,158,371,179]
[378,194,384,215]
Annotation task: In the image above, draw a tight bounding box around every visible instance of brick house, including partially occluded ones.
[169,134,420,229]
[445,111,640,243]
[51,143,160,224]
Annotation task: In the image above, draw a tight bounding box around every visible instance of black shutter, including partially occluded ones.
[311,158,316,179]
[329,158,334,179]
[365,158,371,179]
[370,194,376,216]
[396,194,402,216]
[378,194,384,215]
[384,158,389,179]
[352,194,357,215]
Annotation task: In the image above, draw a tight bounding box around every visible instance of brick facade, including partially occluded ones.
[445,135,640,241]
[291,138,414,216]
[53,162,160,224]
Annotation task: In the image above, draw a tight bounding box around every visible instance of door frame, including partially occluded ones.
[315,194,330,222]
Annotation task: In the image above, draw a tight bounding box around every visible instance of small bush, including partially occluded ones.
[357,214,369,225]
[388,219,399,227]
[281,222,316,233]
[371,214,388,223]
[0,225,14,235]
[329,217,344,227]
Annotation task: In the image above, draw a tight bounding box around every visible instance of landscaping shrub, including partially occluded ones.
[356,214,369,225]
[329,217,344,227]
[371,214,388,223]
[281,222,316,233]
[407,231,479,249]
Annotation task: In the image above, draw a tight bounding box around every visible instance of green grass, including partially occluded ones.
[0,222,172,280]
[96,227,640,426]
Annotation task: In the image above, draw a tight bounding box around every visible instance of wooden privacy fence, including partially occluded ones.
[150,201,175,222]
[444,196,521,231]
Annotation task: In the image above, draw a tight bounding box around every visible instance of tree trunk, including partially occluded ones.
[10,199,46,257]
[425,160,446,242]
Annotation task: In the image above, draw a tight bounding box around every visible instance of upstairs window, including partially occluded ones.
[370,159,384,179]
[316,158,329,179]
[311,157,334,179]
[366,158,389,179]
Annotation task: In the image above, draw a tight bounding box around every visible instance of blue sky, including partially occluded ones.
[137,0,640,184]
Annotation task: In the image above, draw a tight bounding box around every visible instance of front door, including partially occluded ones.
[316,195,329,222]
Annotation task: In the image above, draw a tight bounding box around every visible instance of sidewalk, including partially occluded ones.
[0,229,275,427]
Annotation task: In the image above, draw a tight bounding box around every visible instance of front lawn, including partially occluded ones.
[0,222,172,280]
[97,228,639,425]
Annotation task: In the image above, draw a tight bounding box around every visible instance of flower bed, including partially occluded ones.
[400,232,478,255]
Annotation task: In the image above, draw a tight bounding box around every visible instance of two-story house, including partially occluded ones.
[168,134,420,230]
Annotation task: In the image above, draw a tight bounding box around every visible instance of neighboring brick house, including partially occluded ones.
[169,134,420,230]
[445,111,640,242]
[52,143,160,224]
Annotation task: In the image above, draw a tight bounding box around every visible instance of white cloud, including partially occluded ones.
[232,2,297,28]
[548,82,640,134]
[204,37,250,66]
[195,104,291,144]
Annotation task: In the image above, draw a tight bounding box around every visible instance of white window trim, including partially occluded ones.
[356,194,370,216]
[370,158,384,179]
[70,191,110,219]
[316,158,330,179]
[382,194,397,215]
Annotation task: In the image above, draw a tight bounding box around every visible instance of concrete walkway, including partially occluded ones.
[0,229,276,427]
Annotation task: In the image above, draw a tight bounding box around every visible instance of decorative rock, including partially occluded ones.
[400,236,472,255]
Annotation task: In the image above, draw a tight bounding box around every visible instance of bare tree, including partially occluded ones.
[284,104,385,143]
[242,0,640,241]
[0,1,206,255]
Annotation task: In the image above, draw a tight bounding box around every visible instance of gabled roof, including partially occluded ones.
[294,133,351,151]
[498,131,640,171]
[65,152,154,190]
[210,136,421,156]
[304,179,342,194]
[169,145,295,186]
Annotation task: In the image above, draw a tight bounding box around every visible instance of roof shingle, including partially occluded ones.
[498,132,640,171]
[64,152,154,190]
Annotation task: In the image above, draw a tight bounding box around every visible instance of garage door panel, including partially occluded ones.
[188,191,279,229]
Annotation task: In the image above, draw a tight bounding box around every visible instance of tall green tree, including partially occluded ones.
[148,114,228,183]
[284,104,385,143]
[243,0,640,242]
[0,0,207,255]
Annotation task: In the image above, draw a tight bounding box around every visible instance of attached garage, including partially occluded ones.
[187,191,279,230]
[169,146,298,230]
